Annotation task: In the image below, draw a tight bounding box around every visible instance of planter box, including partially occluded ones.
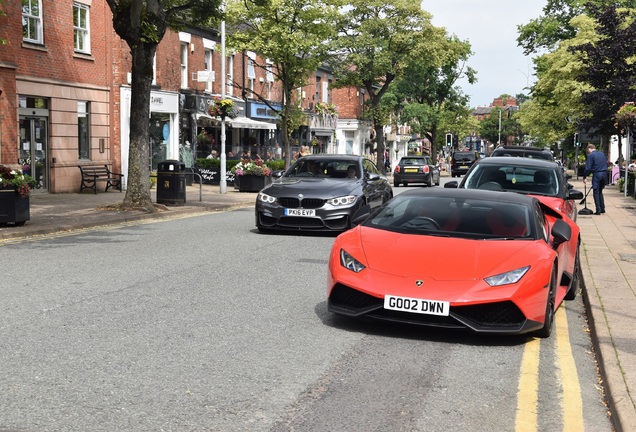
[0,190,30,226]
[237,175,272,192]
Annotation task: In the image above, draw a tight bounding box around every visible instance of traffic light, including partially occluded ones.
[574,133,580,147]
[445,133,453,146]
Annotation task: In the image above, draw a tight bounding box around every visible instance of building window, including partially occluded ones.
[247,52,256,98]
[315,76,321,103]
[204,49,213,92]
[78,101,90,160]
[22,0,43,44]
[73,3,90,53]
[266,61,274,100]
[180,43,188,89]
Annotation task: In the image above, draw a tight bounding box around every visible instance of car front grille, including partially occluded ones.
[278,197,326,209]
[328,284,527,331]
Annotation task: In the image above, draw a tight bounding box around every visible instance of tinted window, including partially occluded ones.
[365,195,531,238]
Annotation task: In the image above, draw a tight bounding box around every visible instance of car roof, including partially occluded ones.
[398,185,537,206]
[298,154,364,162]
[491,146,553,159]
[473,156,559,169]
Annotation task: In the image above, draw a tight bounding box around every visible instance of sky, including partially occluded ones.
[422,0,547,107]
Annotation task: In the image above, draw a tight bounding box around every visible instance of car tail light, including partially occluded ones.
[423,166,429,173]
[394,166,400,173]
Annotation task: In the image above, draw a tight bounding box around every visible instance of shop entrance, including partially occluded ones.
[18,116,49,192]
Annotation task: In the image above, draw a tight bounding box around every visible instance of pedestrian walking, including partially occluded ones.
[583,143,607,215]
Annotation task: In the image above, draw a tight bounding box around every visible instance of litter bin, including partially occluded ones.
[157,159,186,206]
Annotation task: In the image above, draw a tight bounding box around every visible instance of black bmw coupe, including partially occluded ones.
[255,155,393,232]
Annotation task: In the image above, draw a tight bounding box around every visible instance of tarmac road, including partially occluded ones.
[0,174,634,432]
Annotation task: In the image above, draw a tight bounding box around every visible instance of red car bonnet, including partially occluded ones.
[356,226,544,280]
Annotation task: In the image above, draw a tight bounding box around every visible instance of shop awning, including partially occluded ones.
[195,114,276,130]
[229,116,277,130]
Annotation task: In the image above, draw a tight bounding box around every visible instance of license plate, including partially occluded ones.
[405,168,418,173]
[384,295,450,316]
[460,165,468,169]
[285,208,316,217]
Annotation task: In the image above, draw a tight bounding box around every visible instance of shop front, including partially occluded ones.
[120,87,180,189]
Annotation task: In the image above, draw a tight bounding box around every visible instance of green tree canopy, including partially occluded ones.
[330,0,442,173]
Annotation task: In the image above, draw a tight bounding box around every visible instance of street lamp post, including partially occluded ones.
[219,18,227,194]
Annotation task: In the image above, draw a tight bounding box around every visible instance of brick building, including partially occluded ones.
[0,1,380,194]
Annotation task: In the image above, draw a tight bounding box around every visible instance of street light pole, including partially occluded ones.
[219,18,227,194]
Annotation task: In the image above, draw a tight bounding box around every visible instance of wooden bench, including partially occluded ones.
[78,165,124,194]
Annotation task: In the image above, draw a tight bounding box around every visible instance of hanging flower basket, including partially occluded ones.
[208,98,239,120]
[615,102,636,129]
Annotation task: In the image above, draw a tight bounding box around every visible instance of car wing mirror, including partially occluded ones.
[567,189,583,200]
[444,181,459,188]
[351,204,372,225]
[551,219,571,248]
[272,170,285,178]
[365,173,381,181]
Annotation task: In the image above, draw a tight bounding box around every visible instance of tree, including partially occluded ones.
[330,0,440,173]
[517,0,636,55]
[106,0,222,210]
[392,33,476,162]
[226,0,338,168]
[478,107,524,146]
[568,4,636,149]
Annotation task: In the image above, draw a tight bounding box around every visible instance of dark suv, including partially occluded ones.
[490,145,554,161]
[451,151,480,177]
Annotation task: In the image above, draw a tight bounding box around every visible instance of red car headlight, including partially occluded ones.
[340,249,366,273]
[484,266,530,286]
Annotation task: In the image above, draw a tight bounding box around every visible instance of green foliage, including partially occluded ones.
[225,0,338,166]
[568,4,636,139]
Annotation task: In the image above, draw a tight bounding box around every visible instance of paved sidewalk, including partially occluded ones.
[570,176,636,432]
[1,176,634,431]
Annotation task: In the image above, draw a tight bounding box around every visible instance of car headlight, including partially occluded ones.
[484,266,530,286]
[257,192,277,204]
[340,249,366,273]
[328,195,356,206]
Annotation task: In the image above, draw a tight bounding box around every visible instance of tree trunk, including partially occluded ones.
[123,43,156,210]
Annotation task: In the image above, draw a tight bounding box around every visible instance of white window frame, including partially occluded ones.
[22,0,43,44]
[73,2,90,53]
[226,55,234,96]
[180,43,188,89]
[204,49,213,92]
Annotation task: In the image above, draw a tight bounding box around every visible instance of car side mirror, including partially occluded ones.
[567,189,583,200]
[444,181,459,188]
[551,219,571,248]
[366,173,381,181]
[351,204,371,225]
[272,170,285,178]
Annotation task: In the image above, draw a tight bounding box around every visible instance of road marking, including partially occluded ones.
[516,336,540,431]
[555,306,584,431]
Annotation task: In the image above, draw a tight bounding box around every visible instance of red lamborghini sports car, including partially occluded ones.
[327,188,581,338]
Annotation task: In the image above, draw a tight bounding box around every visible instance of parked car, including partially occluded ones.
[490,145,554,161]
[393,155,440,187]
[445,156,584,222]
[255,155,393,232]
[327,188,580,338]
[450,151,481,177]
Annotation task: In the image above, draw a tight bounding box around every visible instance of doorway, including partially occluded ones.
[19,117,49,192]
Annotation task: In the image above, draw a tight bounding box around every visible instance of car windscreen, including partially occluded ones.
[463,165,560,196]
[452,153,475,162]
[284,159,358,179]
[400,158,427,165]
[364,195,532,239]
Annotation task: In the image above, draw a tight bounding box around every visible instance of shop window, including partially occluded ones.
[78,101,90,160]
[73,2,90,53]
[22,0,43,44]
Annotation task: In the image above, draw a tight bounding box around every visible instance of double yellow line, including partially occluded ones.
[515,307,584,431]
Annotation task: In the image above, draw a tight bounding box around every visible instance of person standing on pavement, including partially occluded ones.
[583,143,607,215]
